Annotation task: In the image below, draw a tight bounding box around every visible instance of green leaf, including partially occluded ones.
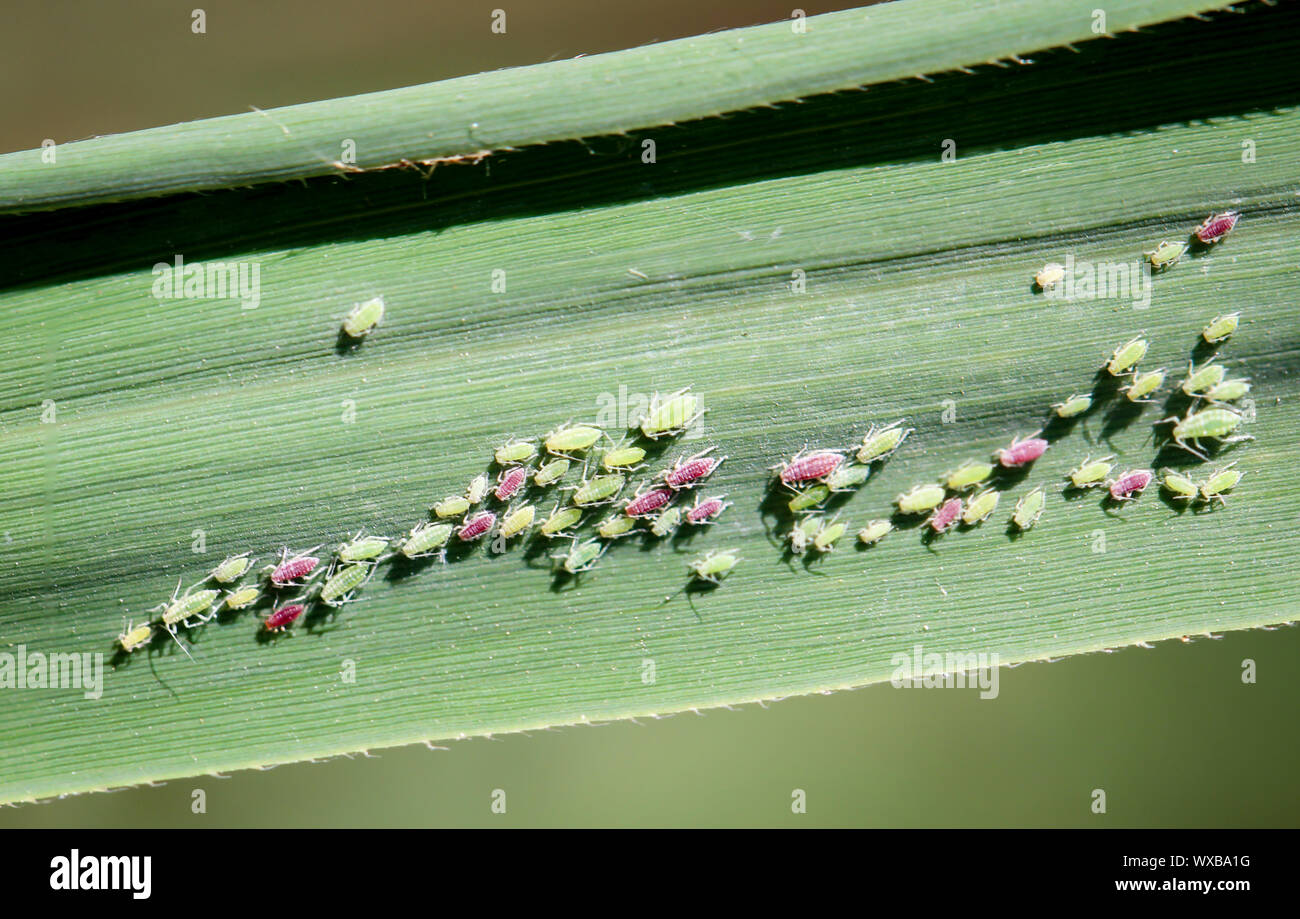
[2,0,1296,803]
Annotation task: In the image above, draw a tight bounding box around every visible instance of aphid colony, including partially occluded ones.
[118,387,740,656]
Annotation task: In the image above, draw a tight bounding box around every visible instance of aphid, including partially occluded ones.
[155,582,221,628]
[1199,462,1243,505]
[857,420,912,463]
[662,447,725,489]
[927,497,963,533]
[896,483,946,514]
[1106,336,1149,376]
[571,473,626,507]
[1108,469,1153,502]
[597,514,638,539]
[264,602,305,633]
[775,449,845,487]
[117,620,153,653]
[812,518,848,552]
[533,457,571,487]
[961,489,1000,525]
[1161,407,1252,459]
[465,473,491,505]
[319,563,372,607]
[825,463,870,492]
[994,433,1049,468]
[1010,486,1047,530]
[336,533,390,563]
[1158,468,1199,502]
[624,485,675,517]
[221,585,262,611]
[495,465,530,502]
[787,516,822,555]
[1066,455,1115,489]
[457,510,496,542]
[943,460,995,492]
[601,445,647,471]
[341,296,385,338]
[1205,378,1251,404]
[1144,240,1186,271]
[1123,368,1166,403]
[787,484,831,513]
[1194,210,1240,245]
[264,547,323,588]
[398,522,454,559]
[544,422,603,458]
[433,494,472,518]
[650,506,683,538]
[1181,360,1227,398]
[638,387,703,439]
[1034,263,1066,291]
[494,438,537,466]
[689,548,741,583]
[207,552,254,584]
[857,519,893,545]
[686,494,730,525]
[499,504,536,539]
[1052,393,1092,419]
[540,504,584,538]
[1201,311,1240,344]
[554,537,606,574]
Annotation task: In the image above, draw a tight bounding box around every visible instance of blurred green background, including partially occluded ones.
[2,0,1296,827]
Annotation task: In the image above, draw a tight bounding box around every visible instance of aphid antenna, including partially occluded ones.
[162,623,196,662]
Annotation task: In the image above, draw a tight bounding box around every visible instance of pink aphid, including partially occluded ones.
[1109,469,1153,502]
[663,449,725,489]
[994,434,1049,468]
[1195,211,1240,245]
[495,465,528,502]
[778,450,844,486]
[686,495,730,525]
[928,497,963,533]
[458,510,496,541]
[264,603,304,633]
[624,486,675,518]
[269,549,321,587]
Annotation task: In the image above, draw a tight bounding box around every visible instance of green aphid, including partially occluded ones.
[433,494,471,518]
[788,483,831,513]
[337,533,390,563]
[857,519,893,545]
[540,504,584,538]
[341,296,385,338]
[1199,462,1243,506]
[896,483,946,514]
[689,548,741,583]
[826,463,871,492]
[399,522,453,559]
[597,514,638,539]
[601,445,647,471]
[1162,407,1252,460]
[788,516,822,555]
[117,620,154,653]
[1066,455,1115,489]
[1106,335,1149,376]
[465,473,491,505]
[155,583,221,628]
[1144,240,1186,271]
[221,585,262,611]
[319,562,372,607]
[1158,468,1199,502]
[208,552,254,584]
[494,438,537,466]
[554,537,605,574]
[1123,368,1166,403]
[499,504,536,539]
[638,387,703,439]
[1010,486,1047,531]
[650,506,683,538]
[943,460,995,492]
[812,518,848,553]
[1181,360,1227,398]
[1205,378,1251,404]
[961,488,1000,525]
[1052,393,1092,419]
[533,457,571,487]
[571,473,625,507]
[1202,311,1240,344]
[545,423,604,457]
[857,420,913,464]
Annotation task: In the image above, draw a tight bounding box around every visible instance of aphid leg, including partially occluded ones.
[163,624,196,662]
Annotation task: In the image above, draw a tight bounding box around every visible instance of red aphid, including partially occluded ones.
[270,551,321,587]
[928,497,963,533]
[624,486,675,517]
[778,450,844,486]
[663,449,725,489]
[458,510,496,541]
[1109,469,1153,501]
[994,434,1049,468]
[264,603,304,632]
[1194,211,1240,245]
[495,465,528,501]
[686,495,730,525]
